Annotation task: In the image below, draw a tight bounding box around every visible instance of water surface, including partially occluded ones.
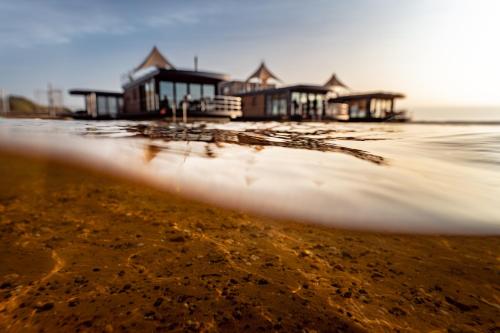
[1,118,499,234]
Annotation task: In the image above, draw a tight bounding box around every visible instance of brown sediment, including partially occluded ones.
[0,151,498,333]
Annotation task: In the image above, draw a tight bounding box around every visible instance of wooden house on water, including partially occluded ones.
[69,90,123,119]
[225,63,347,121]
[329,92,408,122]
[70,47,241,120]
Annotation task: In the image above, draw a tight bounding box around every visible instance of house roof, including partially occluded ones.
[329,92,405,103]
[246,62,281,84]
[122,68,229,90]
[134,46,175,72]
[324,73,349,89]
[69,89,123,97]
[235,84,331,97]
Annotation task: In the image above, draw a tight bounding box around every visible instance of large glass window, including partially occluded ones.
[97,96,107,116]
[267,94,287,117]
[118,97,123,111]
[143,81,156,112]
[370,99,379,118]
[350,102,366,118]
[159,81,174,108]
[316,95,324,117]
[190,83,202,101]
[300,93,307,104]
[146,79,157,112]
[175,82,188,108]
[278,98,287,116]
[143,83,149,111]
[108,97,117,117]
[291,92,300,115]
[202,84,215,99]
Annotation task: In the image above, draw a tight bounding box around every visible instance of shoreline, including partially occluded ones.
[0,151,499,332]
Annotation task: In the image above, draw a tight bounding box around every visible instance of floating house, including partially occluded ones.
[237,84,331,120]
[69,90,123,119]
[121,47,240,118]
[229,64,347,120]
[329,92,407,121]
[71,47,241,119]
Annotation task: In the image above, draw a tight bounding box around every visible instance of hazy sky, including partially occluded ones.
[1,0,499,108]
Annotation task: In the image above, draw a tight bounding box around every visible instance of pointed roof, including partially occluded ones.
[246,61,281,85]
[134,46,175,72]
[324,73,349,89]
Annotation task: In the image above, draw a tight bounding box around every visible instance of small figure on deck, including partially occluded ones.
[160,97,169,115]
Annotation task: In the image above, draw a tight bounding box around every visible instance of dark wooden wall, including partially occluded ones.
[241,94,266,118]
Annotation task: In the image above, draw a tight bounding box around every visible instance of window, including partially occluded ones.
[350,102,366,118]
[159,81,174,108]
[97,96,108,116]
[300,93,307,104]
[108,97,117,117]
[291,92,301,115]
[267,94,287,117]
[278,98,287,116]
[144,80,156,111]
[146,79,157,112]
[144,82,150,111]
[202,84,215,99]
[175,82,188,108]
[118,97,123,113]
[316,95,324,117]
[190,83,202,101]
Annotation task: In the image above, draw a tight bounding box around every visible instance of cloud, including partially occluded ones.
[0,0,207,48]
[0,0,306,48]
[146,10,201,28]
[0,1,135,48]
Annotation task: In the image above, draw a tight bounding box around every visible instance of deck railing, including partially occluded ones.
[190,95,242,118]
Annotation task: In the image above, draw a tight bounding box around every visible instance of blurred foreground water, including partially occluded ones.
[1,118,499,234]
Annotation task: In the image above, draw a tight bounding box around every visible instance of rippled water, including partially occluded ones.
[1,118,499,234]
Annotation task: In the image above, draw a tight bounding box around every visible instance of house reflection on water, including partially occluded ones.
[69,46,407,122]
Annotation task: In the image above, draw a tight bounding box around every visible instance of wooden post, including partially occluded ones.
[0,89,8,113]
[182,99,188,124]
[365,98,371,120]
[90,93,97,118]
[47,83,58,118]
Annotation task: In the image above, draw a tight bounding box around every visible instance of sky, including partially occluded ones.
[1,0,500,109]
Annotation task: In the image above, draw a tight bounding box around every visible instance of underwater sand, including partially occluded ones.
[0,151,499,332]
